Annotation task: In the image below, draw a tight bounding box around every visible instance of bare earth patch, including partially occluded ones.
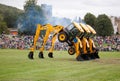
[93,58,120,64]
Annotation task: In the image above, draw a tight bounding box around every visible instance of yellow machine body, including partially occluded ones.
[28,22,99,60]
[28,24,64,59]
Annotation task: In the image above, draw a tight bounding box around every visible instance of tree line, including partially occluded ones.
[84,13,114,36]
[0,0,114,36]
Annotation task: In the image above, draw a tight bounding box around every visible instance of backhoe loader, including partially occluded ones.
[28,22,99,61]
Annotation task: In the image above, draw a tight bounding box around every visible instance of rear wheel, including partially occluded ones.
[68,47,75,55]
[58,32,67,42]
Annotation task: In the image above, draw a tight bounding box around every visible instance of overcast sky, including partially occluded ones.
[0,0,120,19]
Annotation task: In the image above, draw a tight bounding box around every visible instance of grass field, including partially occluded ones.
[0,49,120,81]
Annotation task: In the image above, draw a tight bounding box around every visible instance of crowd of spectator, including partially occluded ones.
[0,34,120,51]
[0,34,33,49]
[0,34,68,50]
[94,35,120,51]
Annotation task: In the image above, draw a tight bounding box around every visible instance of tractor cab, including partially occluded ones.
[58,22,84,46]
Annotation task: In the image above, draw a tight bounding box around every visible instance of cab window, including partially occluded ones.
[66,24,74,31]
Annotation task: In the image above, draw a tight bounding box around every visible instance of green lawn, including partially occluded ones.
[0,49,120,81]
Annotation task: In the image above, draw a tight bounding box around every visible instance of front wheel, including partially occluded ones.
[58,32,67,42]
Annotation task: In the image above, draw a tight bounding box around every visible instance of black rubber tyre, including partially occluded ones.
[58,32,67,42]
[48,52,53,58]
[38,52,44,58]
[28,51,34,59]
[68,47,75,55]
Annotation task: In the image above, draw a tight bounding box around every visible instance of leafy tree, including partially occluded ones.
[18,0,46,35]
[4,11,19,28]
[84,13,96,28]
[0,14,9,34]
[95,14,114,36]
[24,0,37,11]
[0,3,22,28]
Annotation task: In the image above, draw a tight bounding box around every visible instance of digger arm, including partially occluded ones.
[48,25,63,53]
[81,37,90,54]
[39,24,63,52]
[86,25,100,59]
[28,24,47,59]
[86,24,96,53]
[73,37,83,57]
[53,25,64,33]
[41,25,63,58]
[88,38,96,53]
[39,24,53,52]
[48,34,57,53]
[30,24,42,52]
[30,24,47,52]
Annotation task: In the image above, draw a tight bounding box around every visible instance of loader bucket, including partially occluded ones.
[28,51,34,59]
[94,49,100,59]
[89,53,96,59]
[82,54,92,60]
[76,54,84,61]
[38,52,44,58]
[48,52,53,58]
[94,52,100,59]
[76,54,91,61]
